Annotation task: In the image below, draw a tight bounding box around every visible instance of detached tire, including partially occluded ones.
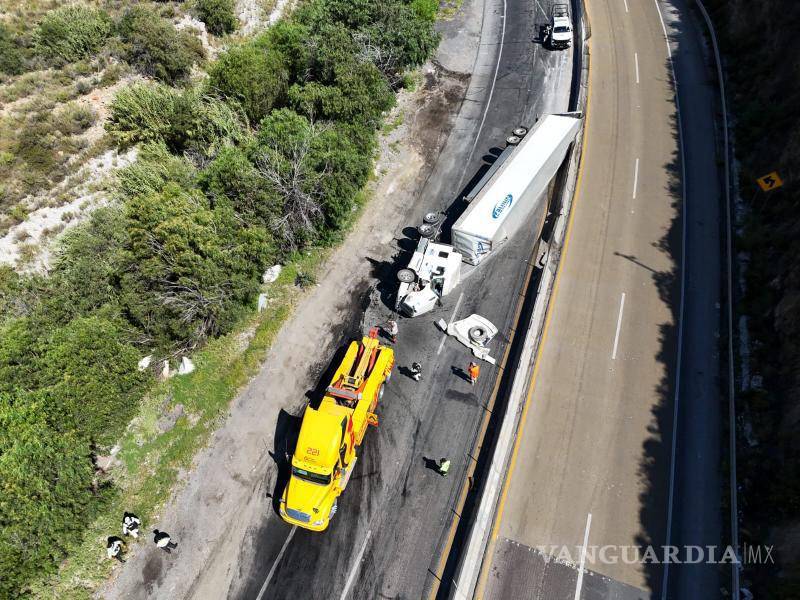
[397,268,416,283]
[418,223,436,239]
[423,212,443,225]
[468,325,489,344]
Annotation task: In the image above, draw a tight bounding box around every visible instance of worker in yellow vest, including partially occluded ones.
[438,457,451,476]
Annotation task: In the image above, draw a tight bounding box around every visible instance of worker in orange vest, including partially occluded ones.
[468,361,480,385]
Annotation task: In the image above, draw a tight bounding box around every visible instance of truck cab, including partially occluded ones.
[280,328,393,531]
[547,4,573,50]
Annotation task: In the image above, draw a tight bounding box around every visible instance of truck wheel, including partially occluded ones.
[397,268,416,283]
[423,212,443,225]
[418,223,436,239]
[506,135,521,146]
[468,325,490,344]
[513,127,528,137]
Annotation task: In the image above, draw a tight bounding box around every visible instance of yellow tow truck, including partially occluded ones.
[280,327,394,531]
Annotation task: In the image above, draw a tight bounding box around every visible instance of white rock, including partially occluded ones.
[257,293,268,312]
[262,264,282,284]
[161,360,171,380]
[178,356,195,375]
[138,355,152,371]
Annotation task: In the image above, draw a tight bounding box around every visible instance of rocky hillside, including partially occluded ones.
[705,0,800,596]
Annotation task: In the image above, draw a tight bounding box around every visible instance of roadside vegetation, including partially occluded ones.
[0,0,439,597]
[704,1,800,596]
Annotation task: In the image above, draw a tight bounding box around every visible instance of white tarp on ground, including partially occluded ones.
[452,114,582,264]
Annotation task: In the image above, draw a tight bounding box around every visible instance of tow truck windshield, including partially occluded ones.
[292,466,332,485]
[554,26,570,33]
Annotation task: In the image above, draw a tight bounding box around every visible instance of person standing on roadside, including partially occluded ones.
[384,319,399,344]
[410,361,422,382]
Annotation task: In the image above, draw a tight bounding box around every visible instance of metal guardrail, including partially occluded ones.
[693,2,740,598]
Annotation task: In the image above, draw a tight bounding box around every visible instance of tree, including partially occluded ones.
[196,0,238,36]
[0,397,95,598]
[208,39,290,124]
[122,184,272,348]
[118,6,204,83]
[0,23,24,75]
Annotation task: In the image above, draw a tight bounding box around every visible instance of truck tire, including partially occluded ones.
[418,223,436,239]
[468,325,490,344]
[397,268,416,283]
[423,212,443,225]
[513,127,528,137]
[506,135,521,146]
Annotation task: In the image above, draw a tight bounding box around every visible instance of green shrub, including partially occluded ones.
[196,0,238,36]
[107,83,246,154]
[118,6,204,83]
[0,23,24,75]
[0,397,96,599]
[51,103,97,135]
[34,5,112,64]
[116,143,197,199]
[208,39,290,124]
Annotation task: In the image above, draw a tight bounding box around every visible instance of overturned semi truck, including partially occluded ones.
[451,114,582,265]
[395,113,582,315]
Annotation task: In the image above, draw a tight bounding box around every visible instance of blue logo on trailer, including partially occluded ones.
[492,194,513,219]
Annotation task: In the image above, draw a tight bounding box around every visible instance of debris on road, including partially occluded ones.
[445,314,498,364]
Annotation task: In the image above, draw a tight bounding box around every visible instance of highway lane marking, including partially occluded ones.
[457,0,507,191]
[632,157,639,199]
[340,529,372,600]
[436,291,465,355]
[623,0,629,12]
[256,525,296,600]
[653,1,688,598]
[634,52,640,84]
[574,512,593,600]
[611,292,626,360]
[535,0,545,16]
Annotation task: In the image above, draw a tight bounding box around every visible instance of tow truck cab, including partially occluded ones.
[280,329,393,531]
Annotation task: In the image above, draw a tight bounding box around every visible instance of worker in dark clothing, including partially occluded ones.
[107,536,126,563]
[384,319,398,344]
[153,529,178,553]
[410,361,422,382]
[122,512,141,539]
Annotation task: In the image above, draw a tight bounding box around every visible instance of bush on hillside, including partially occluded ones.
[0,23,24,75]
[107,83,247,154]
[115,143,197,199]
[33,5,112,64]
[0,398,96,599]
[207,39,290,124]
[118,6,204,83]
[196,0,238,36]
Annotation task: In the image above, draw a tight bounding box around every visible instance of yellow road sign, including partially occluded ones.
[757,171,784,191]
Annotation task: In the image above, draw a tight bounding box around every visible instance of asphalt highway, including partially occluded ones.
[480,1,724,599]
[233,1,574,599]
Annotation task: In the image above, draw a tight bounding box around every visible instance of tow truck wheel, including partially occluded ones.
[418,223,436,239]
[506,135,521,146]
[423,212,443,225]
[513,127,528,137]
[397,268,416,283]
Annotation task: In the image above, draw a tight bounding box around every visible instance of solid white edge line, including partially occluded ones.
[694,2,739,597]
[459,0,507,189]
[340,530,372,600]
[574,513,593,600]
[633,157,640,199]
[635,52,640,84]
[437,291,466,355]
[612,292,626,360]
[623,0,629,13]
[652,1,687,598]
[256,526,297,600]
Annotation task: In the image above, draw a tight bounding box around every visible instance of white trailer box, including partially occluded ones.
[451,114,581,265]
